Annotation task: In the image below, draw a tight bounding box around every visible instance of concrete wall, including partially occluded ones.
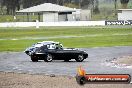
[58,14,76,21]
[67,14,76,21]
[72,9,91,21]
[80,10,91,21]
[42,10,91,22]
[43,13,58,22]
[58,15,67,21]
[118,10,132,20]
[43,13,75,22]
[0,21,105,27]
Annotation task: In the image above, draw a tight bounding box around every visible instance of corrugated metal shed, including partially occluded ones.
[17,3,76,13]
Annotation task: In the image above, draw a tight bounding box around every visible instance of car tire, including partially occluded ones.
[76,75,86,85]
[75,54,84,62]
[64,59,70,62]
[44,54,53,62]
[31,55,38,62]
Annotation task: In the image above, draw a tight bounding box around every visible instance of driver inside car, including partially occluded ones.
[56,43,63,50]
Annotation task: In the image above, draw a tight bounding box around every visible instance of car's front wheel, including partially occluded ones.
[64,59,70,62]
[75,54,84,62]
[44,54,53,62]
[31,55,38,62]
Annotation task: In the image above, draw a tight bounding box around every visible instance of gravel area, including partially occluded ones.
[0,46,132,76]
[0,72,132,88]
[0,46,132,88]
[116,56,132,65]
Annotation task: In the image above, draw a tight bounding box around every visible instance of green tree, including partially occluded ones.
[114,0,117,15]
[93,0,100,14]
[2,0,20,15]
[120,0,129,9]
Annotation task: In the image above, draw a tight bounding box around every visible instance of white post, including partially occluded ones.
[36,20,39,28]
[14,16,16,20]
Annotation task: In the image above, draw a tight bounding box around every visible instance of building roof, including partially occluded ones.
[16,3,76,13]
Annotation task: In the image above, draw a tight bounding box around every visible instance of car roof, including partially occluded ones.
[33,41,61,47]
[25,41,63,51]
[41,41,59,45]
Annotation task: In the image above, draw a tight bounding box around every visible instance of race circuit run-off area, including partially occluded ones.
[0,46,132,77]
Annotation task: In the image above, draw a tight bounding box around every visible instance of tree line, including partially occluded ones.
[0,0,130,15]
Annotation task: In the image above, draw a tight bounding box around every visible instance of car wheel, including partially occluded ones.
[64,59,70,62]
[31,55,38,62]
[44,54,53,62]
[75,54,84,62]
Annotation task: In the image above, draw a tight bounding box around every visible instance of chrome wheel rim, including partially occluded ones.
[78,55,84,61]
[47,54,52,61]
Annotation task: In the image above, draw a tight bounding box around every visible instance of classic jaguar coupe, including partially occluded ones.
[24,41,88,62]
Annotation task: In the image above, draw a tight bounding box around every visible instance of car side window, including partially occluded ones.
[47,45,50,48]
[47,44,56,49]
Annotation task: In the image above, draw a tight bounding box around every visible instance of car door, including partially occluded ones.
[55,49,77,59]
[55,49,67,60]
[46,44,66,59]
[64,49,81,59]
[64,49,78,59]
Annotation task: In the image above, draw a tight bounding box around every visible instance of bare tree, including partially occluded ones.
[56,0,65,5]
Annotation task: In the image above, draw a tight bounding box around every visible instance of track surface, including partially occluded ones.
[0,46,132,77]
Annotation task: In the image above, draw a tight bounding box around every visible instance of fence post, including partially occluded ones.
[36,20,39,28]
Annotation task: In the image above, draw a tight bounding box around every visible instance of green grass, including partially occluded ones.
[0,15,43,22]
[0,15,14,22]
[0,27,132,52]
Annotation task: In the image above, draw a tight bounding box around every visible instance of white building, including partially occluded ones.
[17,3,77,22]
[16,3,91,22]
[118,9,132,20]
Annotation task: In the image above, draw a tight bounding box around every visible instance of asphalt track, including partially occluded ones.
[0,46,132,77]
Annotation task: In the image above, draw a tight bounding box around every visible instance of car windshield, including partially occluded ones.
[47,43,63,50]
[47,44,56,49]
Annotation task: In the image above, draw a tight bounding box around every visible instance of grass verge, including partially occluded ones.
[0,27,132,52]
